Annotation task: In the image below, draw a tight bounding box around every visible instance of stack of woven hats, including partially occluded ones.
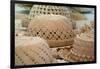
[15,4,95,65]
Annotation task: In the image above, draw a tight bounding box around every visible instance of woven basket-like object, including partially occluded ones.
[15,36,56,65]
[29,5,71,20]
[67,32,94,62]
[28,15,74,48]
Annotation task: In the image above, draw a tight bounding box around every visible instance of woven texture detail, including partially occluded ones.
[15,36,55,65]
[27,15,74,48]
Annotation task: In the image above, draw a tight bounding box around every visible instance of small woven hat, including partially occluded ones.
[60,32,94,62]
[27,15,75,48]
[15,36,56,65]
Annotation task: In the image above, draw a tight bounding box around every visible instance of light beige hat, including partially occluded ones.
[15,36,56,65]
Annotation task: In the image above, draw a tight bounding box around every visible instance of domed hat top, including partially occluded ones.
[28,15,74,48]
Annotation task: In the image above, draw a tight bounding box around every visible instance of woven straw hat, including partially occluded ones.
[27,15,74,48]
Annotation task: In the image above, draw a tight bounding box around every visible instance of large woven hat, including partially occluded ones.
[15,36,56,65]
[27,15,74,48]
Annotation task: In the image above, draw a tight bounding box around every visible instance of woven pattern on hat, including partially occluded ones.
[29,5,71,20]
[15,36,55,65]
[67,33,94,62]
